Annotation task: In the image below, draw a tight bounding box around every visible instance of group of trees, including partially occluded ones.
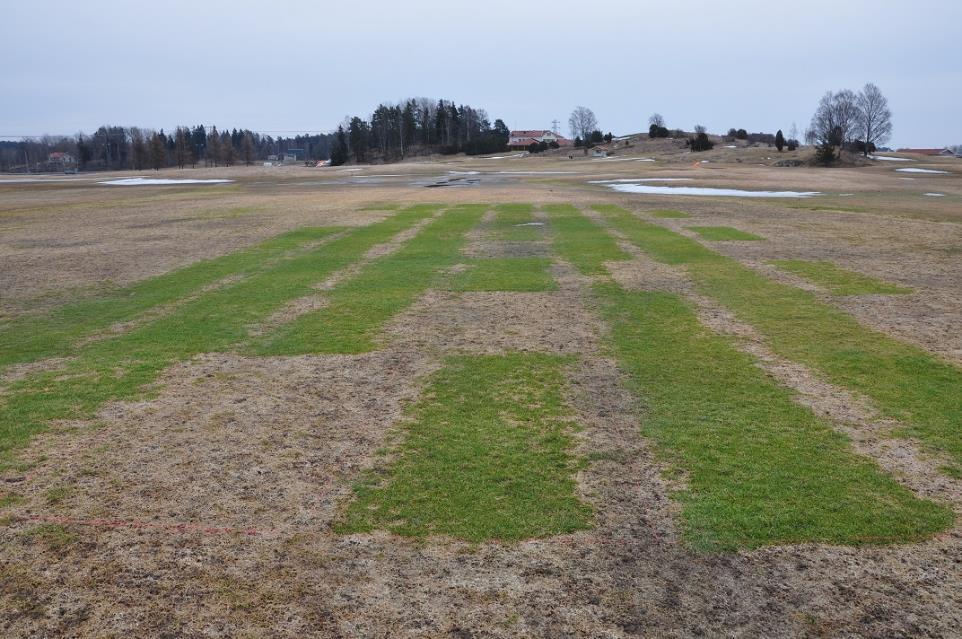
[807,83,892,165]
[328,98,509,165]
[648,114,671,138]
[1,126,334,172]
[0,97,511,172]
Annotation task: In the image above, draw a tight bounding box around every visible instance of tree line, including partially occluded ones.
[0,96,510,172]
[0,126,334,172]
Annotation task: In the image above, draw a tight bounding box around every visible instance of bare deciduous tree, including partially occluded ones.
[856,83,892,156]
[810,90,861,163]
[569,106,598,155]
[832,89,861,148]
[649,113,665,128]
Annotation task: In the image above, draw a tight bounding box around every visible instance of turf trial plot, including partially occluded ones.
[337,353,592,542]
[772,260,912,296]
[594,283,950,550]
[0,205,442,461]
[595,204,962,473]
[541,204,630,275]
[449,258,556,292]
[255,204,487,354]
[446,203,556,292]
[687,226,764,241]
[541,205,952,549]
[491,203,542,241]
[0,227,337,370]
[649,209,691,219]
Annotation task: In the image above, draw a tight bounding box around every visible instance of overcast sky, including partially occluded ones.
[3,0,960,147]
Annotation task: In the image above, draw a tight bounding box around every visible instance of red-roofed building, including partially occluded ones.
[507,130,572,151]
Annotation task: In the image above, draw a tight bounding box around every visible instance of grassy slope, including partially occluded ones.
[337,354,592,541]
[596,204,962,470]
[0,205,441,460]
[0,227,339,370]
[255,204,487,354]
[772,260,912,295]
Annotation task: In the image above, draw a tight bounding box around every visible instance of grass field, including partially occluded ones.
[772,259,913,295]
[2,154,962,636]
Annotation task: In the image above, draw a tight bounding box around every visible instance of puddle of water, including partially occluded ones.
[602,183,820,198]
[99,178,234,186]
[896,168,949,174]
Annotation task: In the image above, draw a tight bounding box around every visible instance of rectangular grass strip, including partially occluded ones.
[337,353,592,541]
[0,227,338,370]
[255,204,487,354]
[493,202,541,241]
[687,226,763,241]
[542,204,630,275]
[449,258,556,292]
[596,204,962,471]
[772,260,912,295]
[595,283,950,550]
[0,205,442,459]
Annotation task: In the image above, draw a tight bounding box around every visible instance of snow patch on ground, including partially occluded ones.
[870,155,915,162]
[589,178,693,184]
[896,168,949,174]
[99,178,234,186]
[602,183,820,198]
[924,193,946,197]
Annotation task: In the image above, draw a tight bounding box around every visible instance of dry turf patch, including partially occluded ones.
[595,204,962,475]
[3,180,962,636]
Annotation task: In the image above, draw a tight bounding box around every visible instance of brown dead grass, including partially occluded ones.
[2,154,962,636]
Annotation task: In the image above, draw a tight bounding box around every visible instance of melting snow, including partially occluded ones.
[497,171,577,175]
[924,193,946,197]
[601,183,820,198]
[869,155,915,162]
[99,178,234,186]
[896,168,949,174]
[589,178,693,184]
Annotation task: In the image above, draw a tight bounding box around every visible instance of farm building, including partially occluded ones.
[507,130,572,151]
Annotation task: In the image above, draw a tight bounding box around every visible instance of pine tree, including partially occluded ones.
[330,125,349,166]
[149,133,166,170]
[775,129,785,152]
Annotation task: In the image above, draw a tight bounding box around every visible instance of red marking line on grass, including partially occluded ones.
[16,514,276,537]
